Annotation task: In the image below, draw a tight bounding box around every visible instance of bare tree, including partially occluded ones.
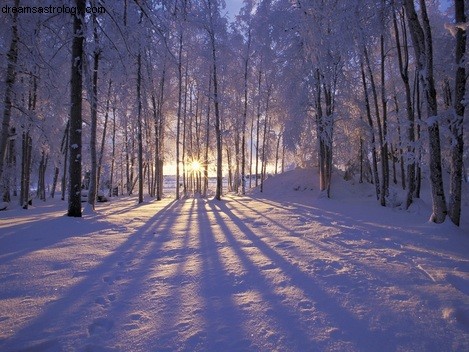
[393,5,416,209]
[403,0,447,223]
[87,13,101,210]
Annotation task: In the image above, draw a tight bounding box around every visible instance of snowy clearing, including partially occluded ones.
[1,169,468,351]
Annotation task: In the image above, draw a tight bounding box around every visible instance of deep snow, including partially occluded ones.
[0,169,468,351]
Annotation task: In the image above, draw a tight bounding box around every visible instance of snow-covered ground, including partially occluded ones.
[0,168,468,351]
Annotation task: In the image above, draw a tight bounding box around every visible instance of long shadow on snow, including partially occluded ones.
[0,199,179,351]
[197,198,250,351]
[0,213,114,265]
[246,195,469,349]
[211,199,390,351]
[85,198,202,351]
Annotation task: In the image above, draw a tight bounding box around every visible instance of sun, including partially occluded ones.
[188,159,203,173]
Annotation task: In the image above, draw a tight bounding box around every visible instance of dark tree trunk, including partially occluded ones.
[67,0,86,217]
[0,0,19,196]
[448,0,466,226]
[404,0,447,223]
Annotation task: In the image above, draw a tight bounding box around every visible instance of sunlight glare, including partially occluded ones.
[189,160,202,173]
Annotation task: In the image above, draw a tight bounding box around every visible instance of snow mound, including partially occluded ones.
[249,167,370,201]
[248,168,317,197]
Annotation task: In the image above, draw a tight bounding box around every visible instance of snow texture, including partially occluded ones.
[0,169,468,351]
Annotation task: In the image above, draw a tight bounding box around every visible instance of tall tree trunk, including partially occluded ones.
[448,0,466,226]
[61,122,69,201]
[413,69,422,199]
[203,74,211,197]
[360,59,380,200]
[51,166,60,199]
[393,6,416,209]
[20,131,32,208]
[255,69,262,188]
[0,0,19,198]
[98,79,112,195]
[260,86,271,193]
[364,46,386,206]
[88,15,100,210]
[210,36,223,200]
[380,35,389,205]
[155,58,166,201]
[275,132,282,175]
[404,0,447,223]
[176,32,183,200]
[37,151,48,201]
[241,30,251,195]
[68,0,86,217]
[137,52,144,204]
[109,103,116,197]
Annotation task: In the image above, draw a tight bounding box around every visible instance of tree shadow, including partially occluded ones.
[209,199,390,351]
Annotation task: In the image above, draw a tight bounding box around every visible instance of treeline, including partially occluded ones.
[0,0,466,226]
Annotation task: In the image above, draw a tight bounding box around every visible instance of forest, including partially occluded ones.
[0,0,467,225]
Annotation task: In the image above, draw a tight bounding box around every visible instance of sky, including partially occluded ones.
[225,0,244,20]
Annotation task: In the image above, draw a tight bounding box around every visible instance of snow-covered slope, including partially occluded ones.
[0,170,468,351]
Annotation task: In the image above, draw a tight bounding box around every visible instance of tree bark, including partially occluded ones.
[403,0,447,223]
[241,30,251,195]
[88,14,100,210]
[98,79,112,196]
[68,0,86,217]
[360,59,380,200]
[448,0,466,226]
[137,52,144,204]
[393,7,416,209]
[0,0,19,195]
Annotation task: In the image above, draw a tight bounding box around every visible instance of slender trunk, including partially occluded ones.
[155,59,166,201]
[20,131,32,208]
[360,59,380,200]
[203,75,211,197]
[0,0,19,194]
[211,36,223,200]
[414,70,422,199]
[404,0,447,222]
[137,52,144,204]
[448,0,466,226]
[226,145,233,191]
[260,87,271,193]
[241,32,251,195]
[249,113,254,188]
[88,18,100,210]
[39,152,48,201]
[157,106,165,200]
[182,59,189,197]
[51,166,59,198]
[281,141,285,173]
[275,132,281,174]
[380,35,389,204]
[109,103,116,197]
[393,6,415,208]
[255,69,262,187]
[61,122,69,201]
[364,46,386,206]
[176,33,183,200]
[68,0,85,217]
[98,79,112,194]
